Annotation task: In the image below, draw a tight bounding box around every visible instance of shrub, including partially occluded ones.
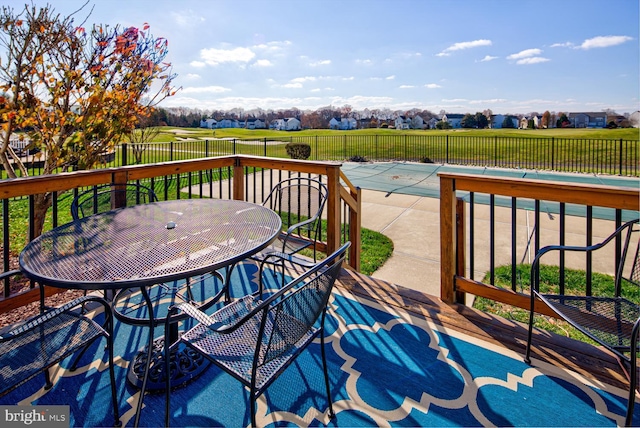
[285,142,311,160]
[348,155,368,162]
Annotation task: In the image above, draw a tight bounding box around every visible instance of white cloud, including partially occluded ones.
[309,59,331,66]
[386,75,396,80]
[516,57,550,65]
[252,59,273,67]
[439,39,492,56]
[479,55,498,62]
[282,83,303,89]
[507,49,542,60]
[469,98,507,104]
[199,47,255,65]
[356,59,373,65]
[425,83,441,89]
[253,40,292,52]
[189,61,206,68]
[185,73,201,79]
[171,10,205,27]
[399,85,415,89]
[551,42,574,48]
[181,86,231,94]
[291,76,317,83]
[578,35,633,49]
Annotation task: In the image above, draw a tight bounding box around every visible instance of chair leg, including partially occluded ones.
[250,391,257,427]
[321,331,335,420]
[625,321,640,426]
[524,296,536,365]
[44,368,53,390]
[107,332,122,427]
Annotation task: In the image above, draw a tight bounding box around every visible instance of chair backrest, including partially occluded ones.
[71,183,158,220]
[262,177,328,239]
[257,241,349,367]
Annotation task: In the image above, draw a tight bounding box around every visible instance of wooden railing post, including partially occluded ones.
[232,159,245,201]
[326,165,341,257]
[440,176,456,303]
[349,186,362,270]
[455,197,466,304]
[111,171,129,209]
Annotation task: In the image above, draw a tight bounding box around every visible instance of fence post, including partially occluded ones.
[121,143,128,167]
[551,137,555,170]
[375,134,378,160]
[205,140,209,157]
[404,134,407,161]
[343,135,347,159]
[446,135,449,164]
[170,141,174,161]
[264,138,267,157]
[494,135,497,167]
[619,138,623,175]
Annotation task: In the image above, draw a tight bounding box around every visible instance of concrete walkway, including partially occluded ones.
[360,189,443,297]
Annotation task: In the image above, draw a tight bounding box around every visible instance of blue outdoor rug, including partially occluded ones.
[1,262,637,427]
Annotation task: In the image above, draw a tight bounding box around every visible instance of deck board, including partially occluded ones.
[336,268,629,391]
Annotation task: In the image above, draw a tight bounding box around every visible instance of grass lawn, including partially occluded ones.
[155,127,639,141]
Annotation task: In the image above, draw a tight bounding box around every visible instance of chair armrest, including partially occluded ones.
[260,251,315,269]
[167,296,265,335]
[0,294,109,342]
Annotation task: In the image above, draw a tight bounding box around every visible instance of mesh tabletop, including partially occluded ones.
[20,199,282,290]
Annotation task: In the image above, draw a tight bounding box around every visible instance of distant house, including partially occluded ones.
[217,118,239,128]
[427,117,439,129]
[568,112,606,128]
[606,115,626,127]
[358,118,375,129]
[200,118,217,129]
[490,114,518,129]
[411,115,424,130]
[245,118,266,129]
[271,117,301,131]
[329,117,357,130]
[532,115,544,129]
[394,116,411,130]
[519,117,529,129]
[442,114,464,129]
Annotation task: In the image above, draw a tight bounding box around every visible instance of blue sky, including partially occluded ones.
[16,0,640,114]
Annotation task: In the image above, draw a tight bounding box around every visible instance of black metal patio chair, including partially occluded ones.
[0,270,121,426]
[251,177,329,282]
[71,182,158,220]
[525,218,640,426]
[163,241,350,427]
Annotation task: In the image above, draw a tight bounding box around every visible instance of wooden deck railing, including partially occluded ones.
[439,173,639,316]
[0,155,361,314]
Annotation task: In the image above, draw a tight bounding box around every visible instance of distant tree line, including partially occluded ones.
[147,105,634,130]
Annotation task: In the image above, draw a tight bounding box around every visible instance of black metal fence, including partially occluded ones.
[9,134,640,177]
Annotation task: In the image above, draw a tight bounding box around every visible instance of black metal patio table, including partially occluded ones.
[19,198,282,426]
